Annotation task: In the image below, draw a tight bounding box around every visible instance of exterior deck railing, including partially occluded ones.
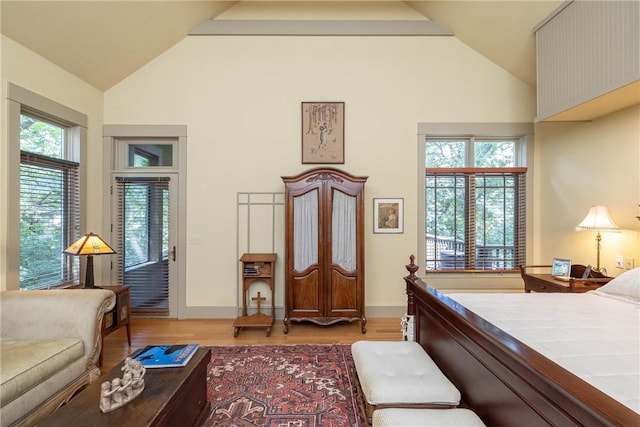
[426,235,515,270]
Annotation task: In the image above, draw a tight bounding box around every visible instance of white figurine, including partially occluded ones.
[109,378,123,405]
[100,357,146,413]
[121,372,133,400]
[100,382,112,411]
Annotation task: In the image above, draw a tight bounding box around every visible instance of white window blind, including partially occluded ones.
[114,177,170,316]
[20,151,80,289]
[426,170,526,271]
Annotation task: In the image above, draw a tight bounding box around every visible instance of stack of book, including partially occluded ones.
[243,266,260,276]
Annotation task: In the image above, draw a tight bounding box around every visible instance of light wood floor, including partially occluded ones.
[101,317,403,374]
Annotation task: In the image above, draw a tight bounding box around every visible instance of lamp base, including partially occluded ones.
[83,255,102,289]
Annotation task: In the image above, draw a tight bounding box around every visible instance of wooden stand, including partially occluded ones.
[100,285,131,367]
[233,253,277,337]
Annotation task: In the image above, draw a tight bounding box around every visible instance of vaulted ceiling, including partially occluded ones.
[1,1,563,92]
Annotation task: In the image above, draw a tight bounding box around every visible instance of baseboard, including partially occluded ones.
[178,305,406,320]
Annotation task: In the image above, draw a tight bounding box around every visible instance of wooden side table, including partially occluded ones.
[100,285,131,366]
[520,265,612,293]
[233,253,277,337]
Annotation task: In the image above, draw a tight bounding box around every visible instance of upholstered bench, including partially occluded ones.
[351,341,461,424]
[372,408,486,426]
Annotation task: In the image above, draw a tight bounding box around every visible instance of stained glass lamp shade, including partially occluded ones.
[63,232,116,288]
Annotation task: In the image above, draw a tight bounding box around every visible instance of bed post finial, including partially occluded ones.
[405,255,418,316]
[406,255,419,280]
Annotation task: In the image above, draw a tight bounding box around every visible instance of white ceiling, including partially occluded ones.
[1,1,563,92]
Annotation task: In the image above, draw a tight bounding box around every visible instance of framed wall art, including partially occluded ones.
[374,198,404,234]
[301,102,344,164]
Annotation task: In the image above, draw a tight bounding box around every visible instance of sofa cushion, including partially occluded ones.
[0,338,83,406]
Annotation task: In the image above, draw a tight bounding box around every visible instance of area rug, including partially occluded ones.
[205,344,365,427]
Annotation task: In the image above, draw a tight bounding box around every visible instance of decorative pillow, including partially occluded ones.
[595,267,640,300]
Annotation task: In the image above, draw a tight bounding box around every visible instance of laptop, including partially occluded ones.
[551,258,571,278]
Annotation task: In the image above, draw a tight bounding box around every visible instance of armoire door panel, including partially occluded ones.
[328,269,357,312]
[292,188,320,272]
[330,189,357,272]
[292,270,322,313]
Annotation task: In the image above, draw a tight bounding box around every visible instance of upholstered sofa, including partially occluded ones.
[0,289,115,426]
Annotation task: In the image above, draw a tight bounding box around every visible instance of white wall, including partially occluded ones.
[0,35,104,291]
[535,105,640,275]
[104,35,536,315]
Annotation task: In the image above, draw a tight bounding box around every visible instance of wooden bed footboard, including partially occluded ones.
[403,256,639,427]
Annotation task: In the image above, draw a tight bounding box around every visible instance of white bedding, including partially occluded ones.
[448,290,640,414]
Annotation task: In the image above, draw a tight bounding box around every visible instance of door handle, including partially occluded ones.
[171,246,176,262]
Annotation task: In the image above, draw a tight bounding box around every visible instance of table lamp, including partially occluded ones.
[575,206,619,272]
[63,232,116,288]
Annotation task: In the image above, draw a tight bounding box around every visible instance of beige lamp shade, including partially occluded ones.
[64,232,116,255]
[575,205,620,232]
[576,206,619,272]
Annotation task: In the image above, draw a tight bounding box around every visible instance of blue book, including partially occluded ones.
[132,344,199,368]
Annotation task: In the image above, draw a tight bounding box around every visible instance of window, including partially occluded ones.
[423,128,529,273]
[7,83,87,290]
[116,178,170,268]
[19,113,80,289]
[114,177,171,315]
[128,144,173,167]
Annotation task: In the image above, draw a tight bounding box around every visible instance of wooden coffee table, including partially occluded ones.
[41,347,211,427]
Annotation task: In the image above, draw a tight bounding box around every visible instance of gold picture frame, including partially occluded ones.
[301,102,345,164]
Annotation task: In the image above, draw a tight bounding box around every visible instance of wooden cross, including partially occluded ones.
[252,292,267,315]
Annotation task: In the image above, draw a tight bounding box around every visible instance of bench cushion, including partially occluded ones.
[0,338,83,406]
[372,408,486,426]
[351,341,460,406]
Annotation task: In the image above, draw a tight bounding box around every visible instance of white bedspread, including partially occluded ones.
[448,291,640,414]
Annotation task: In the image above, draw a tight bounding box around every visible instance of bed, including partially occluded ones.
[403,256,640,426]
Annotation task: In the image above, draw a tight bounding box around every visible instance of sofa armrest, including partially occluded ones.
[1,289,116,368]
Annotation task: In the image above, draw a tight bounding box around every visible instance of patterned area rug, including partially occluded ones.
[205,344,365,427]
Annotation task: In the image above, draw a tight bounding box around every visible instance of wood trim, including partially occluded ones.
[7,83,88,128]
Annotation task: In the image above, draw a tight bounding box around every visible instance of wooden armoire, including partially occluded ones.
[282,167,367,334]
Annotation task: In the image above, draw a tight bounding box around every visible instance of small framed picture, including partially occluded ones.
[374,198,403,234]
[301,102,345,164]
[551,258,571,277]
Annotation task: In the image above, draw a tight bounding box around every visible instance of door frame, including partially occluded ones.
[102,125,187,318]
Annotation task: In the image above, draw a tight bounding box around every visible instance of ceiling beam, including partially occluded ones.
[189,19,453,36]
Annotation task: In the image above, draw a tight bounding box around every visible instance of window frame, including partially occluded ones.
[6,83,87,290]
[417,123,534,277]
